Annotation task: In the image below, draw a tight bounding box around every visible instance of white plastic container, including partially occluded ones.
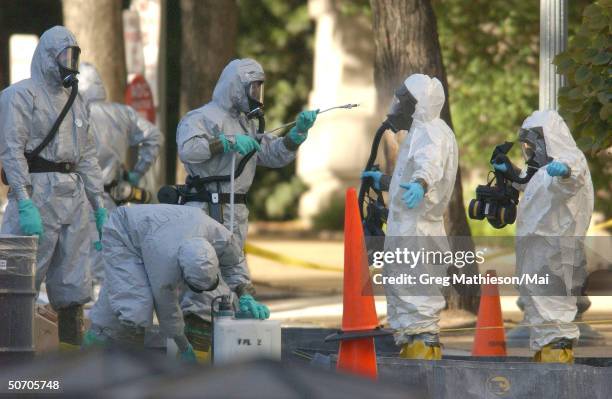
[212,316,281,365]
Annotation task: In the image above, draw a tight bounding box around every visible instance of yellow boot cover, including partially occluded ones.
[58,342,81,352]
[184,314,212,364]
[193,349,211,363]
[534,345,574,364]
[400,339,442,360]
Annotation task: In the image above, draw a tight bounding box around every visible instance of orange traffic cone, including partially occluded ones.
[472,270,507,356]
[336,188,379,379]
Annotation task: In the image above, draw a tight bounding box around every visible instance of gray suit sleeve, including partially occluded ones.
[76,116,105,210]
[256,133,297,168]
[0,86,34,200]
[125,105,164,176]
[208,222,251,292]
[177,116,223,164]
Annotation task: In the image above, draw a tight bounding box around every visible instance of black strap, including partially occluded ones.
[27,155,75,174]
[0,81,79,186]
[104,182,117,192]
[25,81,79,161]
[194,114,265,184]
[184,189,247,204]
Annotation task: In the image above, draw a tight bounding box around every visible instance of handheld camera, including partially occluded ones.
[468,142,528,229]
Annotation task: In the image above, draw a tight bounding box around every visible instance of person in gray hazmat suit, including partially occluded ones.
[85,204,268,362]
[0,26,106,349]
[78,62,163,282]
[493,109,594,363]
[175,58,318,356]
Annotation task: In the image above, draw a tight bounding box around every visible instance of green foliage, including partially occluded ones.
[467,215,516,237]
[432,0,612,220]
[312,194,345,231]
[432,0,591,169]
[337,0,371,17]
[237,0,314,129]
[236,0,314,220]
[554,1,611,152]
[554,0,612,219]
[249,175,308,221]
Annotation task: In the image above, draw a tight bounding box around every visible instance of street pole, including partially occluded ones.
[539,0,568,111]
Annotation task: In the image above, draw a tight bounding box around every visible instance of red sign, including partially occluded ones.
[125,74,156,123]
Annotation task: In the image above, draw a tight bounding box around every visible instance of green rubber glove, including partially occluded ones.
[18,199,43,237]
[218,134,233,153]
[94,208,108,251]
[288,110,319,145]
[233,135,261,155]
[179,344,198,363]
[239,294,270,320]
[82,329,108,348]
[219,134,261,155]
[127,171,141,186]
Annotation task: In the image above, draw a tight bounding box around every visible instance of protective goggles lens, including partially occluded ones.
[518,127,546,162]
[248,81,264,105]
[520,142,536,161]
[385,85,417,132]
[57,46,81,72]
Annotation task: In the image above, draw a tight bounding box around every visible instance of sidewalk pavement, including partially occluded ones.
[247,238,612,357]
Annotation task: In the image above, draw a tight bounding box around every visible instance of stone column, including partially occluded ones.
[297,0,378,222]
[539,0,567,110]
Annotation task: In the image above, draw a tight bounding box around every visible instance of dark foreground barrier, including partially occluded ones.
[283,327,612,399]
[0,235,37,365]
[0,347,418,398]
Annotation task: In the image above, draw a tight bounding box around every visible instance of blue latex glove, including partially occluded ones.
[361,170,383,190]
[94,208,108,251]
[546,161,569,177]
[239,294,270,320]
[18,199,43,237]
[179,344,197,363]
[492,163,508,172]
[399,182,425,209]
[127,171,141,186]
[288,109,319,145]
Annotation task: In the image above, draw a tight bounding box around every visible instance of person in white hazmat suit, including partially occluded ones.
[0,26,106,349]
[175,58,318,355]
[361,74,458,360]
[78,62,163,282]
[492,109,593,363]
[85,204,268,362]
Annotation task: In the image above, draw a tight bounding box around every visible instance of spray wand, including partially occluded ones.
[228,103,360,233]
[262,103,360,135]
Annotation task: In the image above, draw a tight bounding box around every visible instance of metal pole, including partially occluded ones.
[539,0,568,111]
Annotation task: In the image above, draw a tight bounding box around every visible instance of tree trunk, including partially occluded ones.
[175,0,238,183]
[62,0,127,103]
[370,0,479,312]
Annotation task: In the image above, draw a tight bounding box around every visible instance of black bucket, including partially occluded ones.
[0,235,38,364]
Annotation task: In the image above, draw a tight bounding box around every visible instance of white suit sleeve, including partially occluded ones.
[76,119,105,209]
[549,153,588,198]
[0,86,34,200]
[124,105,164,176]
[256,133,296,168]
[409,130,445,189]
